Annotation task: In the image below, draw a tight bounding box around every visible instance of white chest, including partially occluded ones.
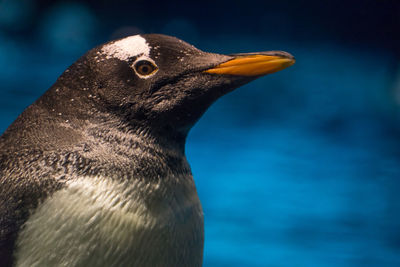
[14,176,204,267]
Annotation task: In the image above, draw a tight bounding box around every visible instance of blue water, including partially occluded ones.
[1,1,400,266]
[188,43,400,266]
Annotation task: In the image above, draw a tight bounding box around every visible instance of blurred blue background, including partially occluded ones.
[1,0,400,266]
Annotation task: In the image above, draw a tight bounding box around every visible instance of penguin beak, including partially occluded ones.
[204,51,295,76]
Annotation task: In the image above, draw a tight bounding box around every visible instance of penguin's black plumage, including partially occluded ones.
[0,34,294,266]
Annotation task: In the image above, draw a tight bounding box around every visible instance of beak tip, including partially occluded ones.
[287,58,296,67]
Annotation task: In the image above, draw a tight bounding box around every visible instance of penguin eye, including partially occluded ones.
[134,60,158,77]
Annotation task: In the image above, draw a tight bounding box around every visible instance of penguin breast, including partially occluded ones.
[14,175,204,267]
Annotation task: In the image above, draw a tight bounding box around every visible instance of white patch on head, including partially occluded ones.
[101,35,150,61]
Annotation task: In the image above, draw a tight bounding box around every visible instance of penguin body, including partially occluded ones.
[15,175,203,266]
[0,34,294,266]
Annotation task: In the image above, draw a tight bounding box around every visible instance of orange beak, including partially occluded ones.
[205,53,295,76]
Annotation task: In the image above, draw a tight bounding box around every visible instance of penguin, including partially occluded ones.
[0,34,294,267]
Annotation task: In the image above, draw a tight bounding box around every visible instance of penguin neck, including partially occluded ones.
[81,112,192,182]
[35,86,188,157]
[94,112,188,156]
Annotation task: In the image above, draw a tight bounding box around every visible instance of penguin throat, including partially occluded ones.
[77,120,191,182]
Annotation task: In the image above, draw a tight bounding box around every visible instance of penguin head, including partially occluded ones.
[57,34,294,138]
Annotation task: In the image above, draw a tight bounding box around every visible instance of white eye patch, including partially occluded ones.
[101,35,150,61]
[101,35,158,79]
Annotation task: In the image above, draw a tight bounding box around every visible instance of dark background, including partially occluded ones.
[1,0,400,266]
